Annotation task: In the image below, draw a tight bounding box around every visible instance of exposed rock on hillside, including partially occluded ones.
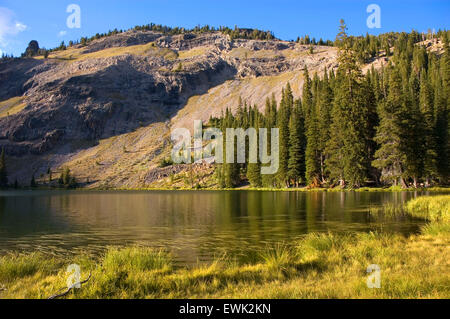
[0,30,341,187]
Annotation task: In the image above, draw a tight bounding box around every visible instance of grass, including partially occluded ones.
[0,96,27,118]
[228,48,279,59]
[0,195,449,299]
[178,47,208,60]
[102,247,172,272]
[226,47,321,61]
[0,253,62,283]
[369,202,405,218]
[405,195,449,222]
[45,42,178,62]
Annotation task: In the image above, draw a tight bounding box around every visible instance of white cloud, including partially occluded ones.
[15,22,27,32]
[0,7,27,46]
[58,30,67,37]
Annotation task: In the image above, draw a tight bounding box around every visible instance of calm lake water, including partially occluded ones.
[0,190,434,264]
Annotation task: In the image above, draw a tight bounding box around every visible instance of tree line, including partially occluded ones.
[0,149,77,189]
[211,21,449,189]
[10,19,447,61]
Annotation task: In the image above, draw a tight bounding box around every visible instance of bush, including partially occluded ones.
[173,63,183,72]
[158,158,173,168]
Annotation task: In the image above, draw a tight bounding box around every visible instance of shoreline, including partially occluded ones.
[114,186,450,192]
[3,186,449,193]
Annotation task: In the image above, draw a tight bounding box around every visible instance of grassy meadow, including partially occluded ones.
[0,195,449,299]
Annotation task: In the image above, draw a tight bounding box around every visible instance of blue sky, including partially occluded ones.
[0,0,449,56]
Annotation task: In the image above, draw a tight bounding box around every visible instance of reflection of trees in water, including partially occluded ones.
[0,190,427,263]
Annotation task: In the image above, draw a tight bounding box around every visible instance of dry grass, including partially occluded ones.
[172,71,303,130]
[1,231,448,299]
[0,96,27,118]
[46,43,178,62]
[178,47,208,60]
[228,48,279,60]
[53,122,170,189]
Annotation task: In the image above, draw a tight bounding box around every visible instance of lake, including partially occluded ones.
[0,190,433,264]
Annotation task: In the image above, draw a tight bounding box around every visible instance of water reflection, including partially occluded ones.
[0,190,431,263]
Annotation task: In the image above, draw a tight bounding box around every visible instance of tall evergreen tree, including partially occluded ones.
[419,70,438,185]
[0,148,8,188]
[317,69,333,183]
[288,100,306,186]
[373,68,408,187]
[326,20,371,188]
[303,67,321,186]
[277,84,293,187]
[401,70,425,187]
[434,36,449,183]
[30,175,37,188]
[247,107,262,187]
[261,95,278,187]
[222,108,240,188]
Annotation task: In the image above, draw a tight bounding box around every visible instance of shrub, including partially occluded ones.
[159,158,173,168]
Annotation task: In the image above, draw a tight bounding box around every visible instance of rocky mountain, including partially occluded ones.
[0,30,343,188]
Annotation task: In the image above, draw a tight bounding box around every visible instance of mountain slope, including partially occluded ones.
[0,30,343,187]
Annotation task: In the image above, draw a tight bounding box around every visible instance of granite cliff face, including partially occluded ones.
[0,30,340,187]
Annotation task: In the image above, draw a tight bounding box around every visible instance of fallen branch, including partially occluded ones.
[48,273,92,300]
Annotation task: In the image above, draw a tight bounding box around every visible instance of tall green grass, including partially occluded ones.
[259,243,295,271]
[102,247,172,271]
[0,253,61,283]
[369,202,406,218]
[405,195,450,222]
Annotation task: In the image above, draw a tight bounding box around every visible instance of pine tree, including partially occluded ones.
[277,84,293,187]
[443,34,450,108]
[401,71,425,187]
[419,70,438,185]
[326,20,370,188]
[434,37,449,183]
[247,109,262,187]
[317,69,333,183]
[325,89,346,186]
[222,108,239,188]
[363,71,379,183]
[303,67,321,186]
[0,148,8,188]
[288,100,305,186]
[261,95,277,187]
[373,68,408,187]
[30,175,37,188]
[210,27,449,189]
[58,167,77,188]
